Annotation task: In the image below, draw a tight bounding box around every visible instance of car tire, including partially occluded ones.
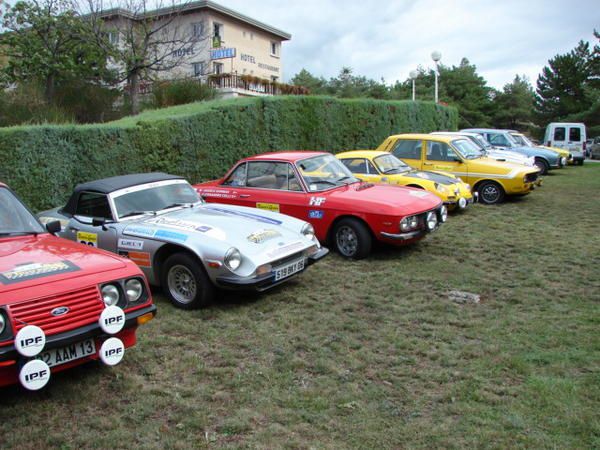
[477,181,505,205]
[534,158,549,175]
[162,252,215,309]
[333,218,372,259]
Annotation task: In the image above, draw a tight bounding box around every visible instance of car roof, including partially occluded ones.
[62,172,184,215]
[336,150,388,159]
[241,151,329,163]
[388,133,454,143]
[72,172,184,195]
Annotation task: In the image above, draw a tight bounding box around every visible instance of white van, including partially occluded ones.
[544,123,586,164]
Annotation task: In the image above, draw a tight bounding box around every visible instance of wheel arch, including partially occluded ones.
[406,184,425,189]
[326,214,375,246]
[153,243,206,287]
[473,178,505,193]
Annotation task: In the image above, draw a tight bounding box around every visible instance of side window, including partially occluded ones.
[222,163,247,186]
[554,127,566,142]
[76,192,112,219]
[391,140,422,160]
[340,158,369,174]
[245,162,299,190]
[489,133,510,147]
[569,127,581,142]
[426,142,457,161]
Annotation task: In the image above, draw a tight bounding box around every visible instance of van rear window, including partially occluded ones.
[569,127,581,141]
[553,127,566,141]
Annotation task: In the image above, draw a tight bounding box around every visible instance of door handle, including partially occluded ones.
[424,162,433,166]
[68,226,80,232]
[239,194,250,198]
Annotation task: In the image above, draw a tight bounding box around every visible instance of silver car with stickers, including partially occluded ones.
[38,173,328,309]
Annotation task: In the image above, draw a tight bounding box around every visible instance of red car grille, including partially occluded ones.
[9,286,103,335]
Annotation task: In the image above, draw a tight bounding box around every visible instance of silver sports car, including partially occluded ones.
[38,173,328,309]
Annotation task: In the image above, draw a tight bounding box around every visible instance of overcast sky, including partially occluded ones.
[217,0,599,89]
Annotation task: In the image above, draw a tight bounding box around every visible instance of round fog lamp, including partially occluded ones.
[101,284,120,306]
[440,205,448,222]
[426,212,438,231]
[458,197,467,209]
[125,279,143,302]
[561,157,567,166]
[0,313,5,334]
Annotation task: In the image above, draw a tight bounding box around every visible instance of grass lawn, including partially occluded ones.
[1,164,599,449]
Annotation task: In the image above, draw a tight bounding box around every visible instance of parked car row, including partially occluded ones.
[0,125,584,390]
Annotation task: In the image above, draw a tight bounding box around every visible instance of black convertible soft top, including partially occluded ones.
[62,172,185,215]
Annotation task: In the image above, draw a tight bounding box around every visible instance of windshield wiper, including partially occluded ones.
[120,210,156,219]
[161,202,193,211]
[311,180,338,186]
[336,176,356,184]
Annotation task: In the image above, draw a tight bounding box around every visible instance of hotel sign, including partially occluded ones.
[211,48,236,60]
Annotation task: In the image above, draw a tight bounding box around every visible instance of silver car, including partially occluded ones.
[38,173,328,309]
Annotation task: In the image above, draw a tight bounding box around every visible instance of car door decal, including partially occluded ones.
[77,231,98,247]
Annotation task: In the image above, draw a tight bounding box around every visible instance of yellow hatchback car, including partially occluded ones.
[375,134,541,204]
[337,150,474,210]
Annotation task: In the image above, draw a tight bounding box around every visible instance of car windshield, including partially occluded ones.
[470,134,492,150]
[0,187,45,236]
[373,154,412,174]
[296,154,359,191]
[112,180,201,220]
[451,139,484,159]
[510,134,528,146]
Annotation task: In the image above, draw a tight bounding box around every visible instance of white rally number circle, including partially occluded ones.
[15,325,46,357]
[19,359,51,390]
[99,306,125,334]
[99,337,125,366]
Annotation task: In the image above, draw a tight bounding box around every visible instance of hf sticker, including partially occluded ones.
[77,231,98,247]
[309,197,326,206]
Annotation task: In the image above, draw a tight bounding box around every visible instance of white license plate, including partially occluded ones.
[36,338,96,367]
[274,258,305,281]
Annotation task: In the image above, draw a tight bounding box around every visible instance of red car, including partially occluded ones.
[195,152,447,259]
[0,183,156,390]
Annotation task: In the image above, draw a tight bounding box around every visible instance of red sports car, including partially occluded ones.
[0,183,156,390]
[195,152,447,259]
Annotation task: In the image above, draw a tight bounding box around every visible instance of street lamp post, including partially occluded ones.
[431,50,442,103]
[409,70,418,101]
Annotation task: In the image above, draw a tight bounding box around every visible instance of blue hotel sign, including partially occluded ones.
[211,48,236,60]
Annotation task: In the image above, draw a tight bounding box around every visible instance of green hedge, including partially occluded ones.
[0,96,458,211]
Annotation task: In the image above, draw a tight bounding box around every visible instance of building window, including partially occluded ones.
[213,62,224,75]
[192,62,205,77]
[270,41,280,57]
[107,30,119,45]
[212,22,223,47]
[191,22,204,39]
[271,76,279,83]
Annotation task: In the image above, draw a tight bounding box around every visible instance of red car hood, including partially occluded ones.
[0,234,127,301]
[323,183,441,214]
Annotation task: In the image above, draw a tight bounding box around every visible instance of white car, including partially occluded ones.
[431,132,537,167]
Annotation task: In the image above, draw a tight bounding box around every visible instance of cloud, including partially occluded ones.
[217,0,600,88]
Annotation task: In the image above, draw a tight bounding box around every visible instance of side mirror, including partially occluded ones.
[45,220,62,235]
[92,217,107,227]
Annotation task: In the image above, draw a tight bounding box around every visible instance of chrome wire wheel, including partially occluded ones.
[336,225,358,257]
[167,264,197,305]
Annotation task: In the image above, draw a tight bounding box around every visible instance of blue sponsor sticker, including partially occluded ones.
[124,225,156,237]
[309,210,324,219]
[204,206,283,225]
[155,229,188,242]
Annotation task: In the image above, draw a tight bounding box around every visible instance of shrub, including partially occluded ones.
[0,96,458,211]
[152,79,217,108]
